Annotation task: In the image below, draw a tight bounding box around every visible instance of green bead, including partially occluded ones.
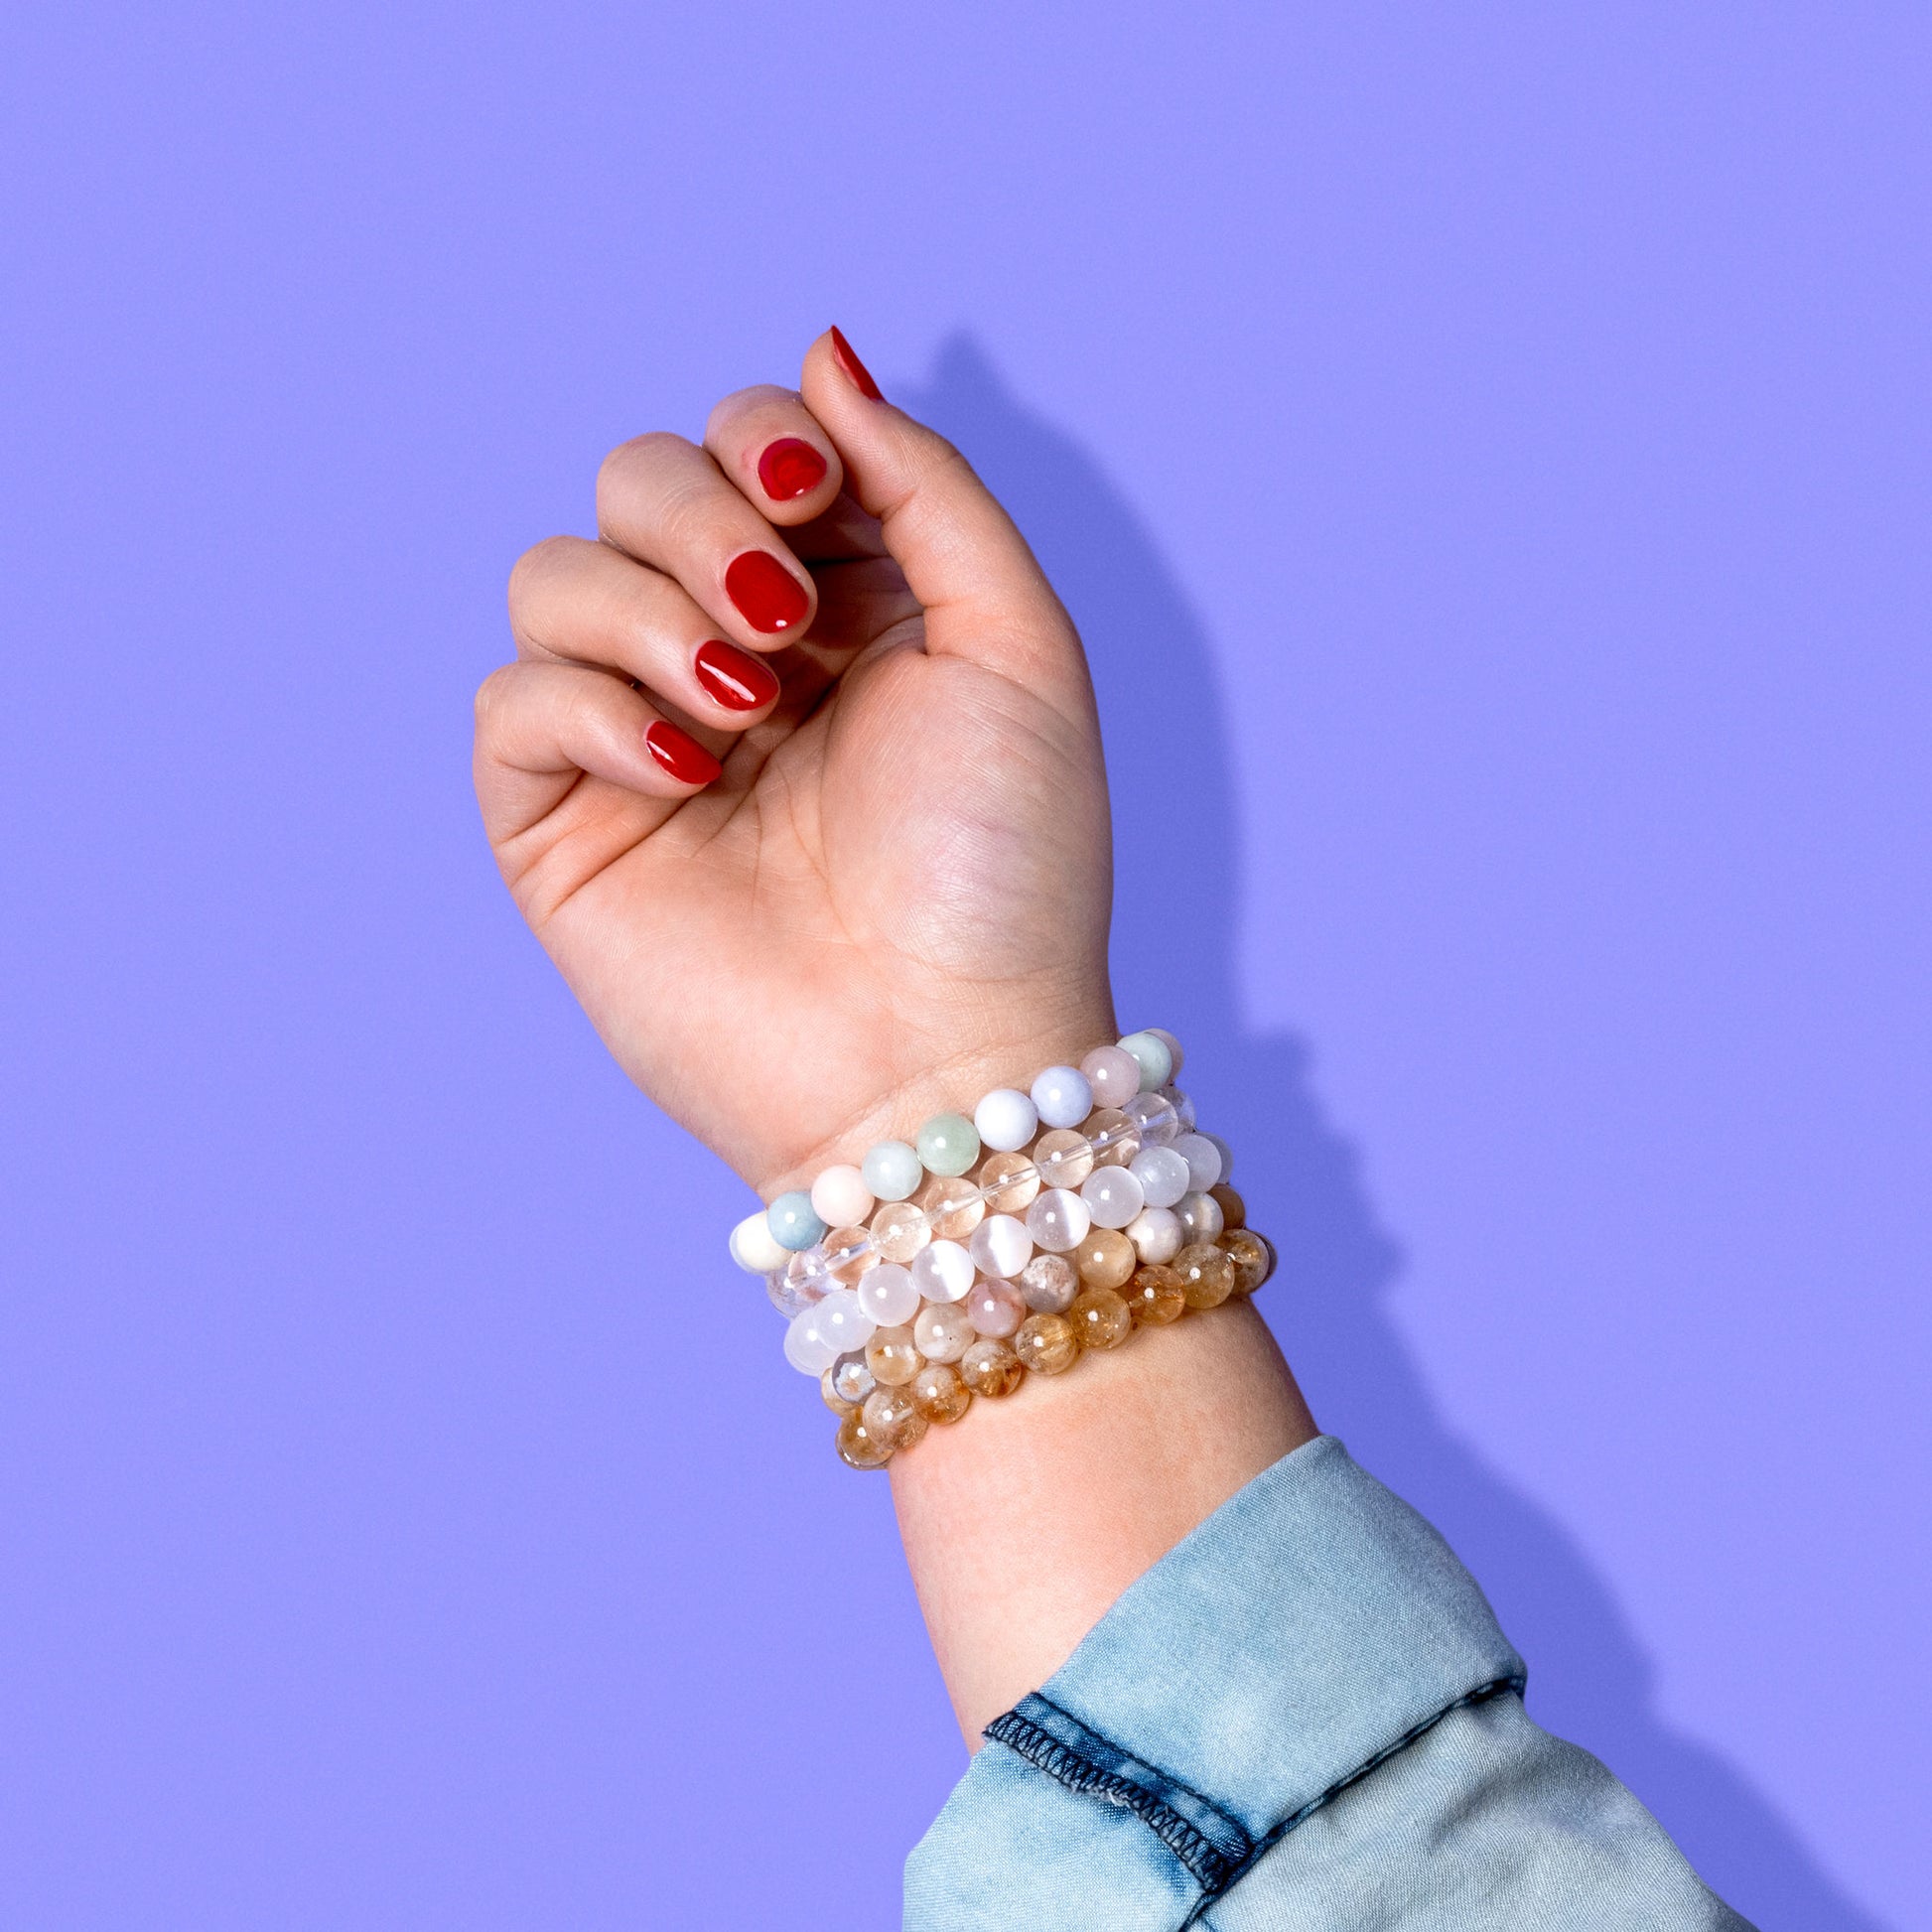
[916,1112,981,1177]
[1117,1031,1173,1092]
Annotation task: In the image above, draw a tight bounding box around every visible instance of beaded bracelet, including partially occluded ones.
[728,1031,1277,1470]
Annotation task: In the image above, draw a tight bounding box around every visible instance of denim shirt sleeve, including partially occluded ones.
[904,1436,1753,1931]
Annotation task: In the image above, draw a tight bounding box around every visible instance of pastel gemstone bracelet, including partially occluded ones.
[728,1031,1277,1469]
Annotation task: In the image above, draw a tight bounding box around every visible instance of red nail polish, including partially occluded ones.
[829,325,884,401]
[725,550,810,632]
[694,637,779,711]
[644,720,722,786]
[757,437,828,501]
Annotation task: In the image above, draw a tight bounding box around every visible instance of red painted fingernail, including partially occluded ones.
[644,720,722,786]
[829,325,884,401]
[694,637,779,711]
[757,437,828,501]
[725,550,810,632]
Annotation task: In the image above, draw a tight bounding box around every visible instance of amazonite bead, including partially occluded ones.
[862,1139,924,1202]
[858,1261,920,1327]
[1081,1166,1145,1230]
[1146,1028,1183,1075]
[969,1213,1034,1279]
[1173,1133,1222,1192]
[1031,1065,1093,1130]
[811,1165,875,1229]
[1130,1146,1191,1209]
[1127,1205,1183,1264]
[1026,1186,1092,1253]
[911,1238,975,1304]
[916,1113,981,1177]
[730,1209,789,1275]
[783,1306,840,1376]
[767,1191,827,1253]
[1116,1031,1173,1092]
[1079,1044,1143,1110]
[974,1087,1038,1154]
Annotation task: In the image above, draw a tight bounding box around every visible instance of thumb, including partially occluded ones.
[799,328,1091,704]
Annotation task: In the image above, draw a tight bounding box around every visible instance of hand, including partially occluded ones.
[474,330,1117,1196]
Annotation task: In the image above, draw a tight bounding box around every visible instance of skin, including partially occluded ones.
[475,331,1317,1745]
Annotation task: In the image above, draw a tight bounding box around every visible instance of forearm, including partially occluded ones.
[894,1298,1318,1743]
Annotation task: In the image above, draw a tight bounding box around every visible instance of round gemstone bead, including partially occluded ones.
[811,1165,876,1229]
[1123,1264,1187,1325]
[1123,1090,1180,1148]
[1026,1187,1092,1253]
[1034,1128,1094,1190]
[1068,1286,1133,1350]
[1015,1311,1080,1375]
[1019,1252,1079,1313]
[1146,1028,1184,1075]
[830,1350,876,1405]
[977,1151,1041,1214]
[1202,1134,1233,1183]
[865,1323,923,1386]
[863,1139,924,1202]
[960,1337,1025,1398]
[1172,1134,1222,1192]
[913,1298,974,1364]
[821,1368,856,1417]
[1173,1191,1225,1246]
[835,1411,893,1469]
[974,1087,1038,1154]
[765,1261,825,1320]
[969,1213,1034,1279]
[1126,1205,1183,1264]
[767,1190,827,1253]
[1129,1146,1191,1209]
[1081,1166,1145,1230]
[1079,1044,1143,1110]
[1162,1086,1197,1131]
[1221,1228,1275,1294]
[822,1226,877,1286]
[1084,1108,1140,1168]
[1073,1226,1137,1290]
[1031,1065,1093,1130]
[870,1200,931,1264]
[1116,1031,1173,1091]
[911,1362,973,1424]
[965,1275,1027,1337]
[858,1261,920,1327]
[730,1209,789,1275]
[916,1112,981,1177]
[864,1383,927,1452]
[917,1173,985,1241]
[1173,1242,1236,1310]
[911,1239,975,1304]
[784,1305,840,1375]
[809,1287,876,1357]
[1209,1182,1246,1230]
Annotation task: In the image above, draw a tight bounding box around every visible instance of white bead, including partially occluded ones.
[1031,1065,1094,1130]
[1127,1206,1183,1264]
[1174,1190,1225,1244]
[911,1239,975,1304]
[1026,1187,1092,1252]
[1130,1145,1191,1209]
[858,1261,920,1327]
[809,1287,875,1358]
[1202,1133,1233,1183]
[969,1214,1034,1279]
[730,1209,788,1275]
[783,1306,840,1375]
[1124,1090,1180,1148]
[974,1087,1038,1153]
[1079,1045,1143,1110]
[913,1300,974,1364]
[1173,1133,1223,1192]
[1116,1031,1173,1091]
[810,1164,875,1228]
[1081,1166,1146,1230]
[1146,1028,1183,1075]
[862,1139,924,1202]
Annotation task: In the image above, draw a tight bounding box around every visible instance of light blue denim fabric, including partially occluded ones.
[905,1436,1752,1929]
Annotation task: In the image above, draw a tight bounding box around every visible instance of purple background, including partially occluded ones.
[3,4,1926,1926]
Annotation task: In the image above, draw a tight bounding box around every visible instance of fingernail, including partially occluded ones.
[694,637,780,712]
[829,326,884,401]
[644,720,723,786]
[725,550,810,632]
[758,437,828,501]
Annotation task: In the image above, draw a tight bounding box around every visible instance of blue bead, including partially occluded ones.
[1031,1064,1094,1129]
[767,1190,828,1253]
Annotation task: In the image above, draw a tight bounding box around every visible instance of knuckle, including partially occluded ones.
[473,662,520,732]
[596,430,692,499]
[506,534,577,611]
[703,383,799,445]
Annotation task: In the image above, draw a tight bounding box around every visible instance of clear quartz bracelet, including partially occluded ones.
[727,1031,1278,1469]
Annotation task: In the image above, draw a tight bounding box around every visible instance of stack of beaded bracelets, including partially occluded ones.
[729,1030,1277,1470]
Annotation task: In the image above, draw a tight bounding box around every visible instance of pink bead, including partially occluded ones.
[1080,1044,1143,1110]
[965,1276,1027,1338]
[810,1164,875,1228]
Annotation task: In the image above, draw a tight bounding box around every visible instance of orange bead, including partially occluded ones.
[865,1324,923,1387]
[959,1337,1026,1397]
[835,1412,893,1469]
[870,1200,931,1264]
[1014,1311,1081,1375]
[1173,1241,1236,1310]
[977,1150,1040,1215]
[1221,1227,1274,1294]
[1033,1128,1094,1189]
[910,1362,973,1424]
[918,1173,985,1240]
[1073,1226,1136,1290]
[1123,1264,1187,1325]
[864,1384,928,1452]
[1068,1286,1133,1350]
[1208,1183,1246,1230]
